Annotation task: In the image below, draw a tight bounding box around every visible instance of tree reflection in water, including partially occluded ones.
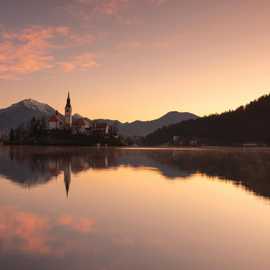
[1,146,270,200]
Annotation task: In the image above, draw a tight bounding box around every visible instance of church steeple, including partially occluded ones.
[64,92,72,128]
[66,92,71,108]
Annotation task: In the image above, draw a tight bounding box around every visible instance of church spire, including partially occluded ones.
[65,91,72,128]
[66,92,71,108]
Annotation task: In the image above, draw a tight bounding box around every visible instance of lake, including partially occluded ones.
[0,146,270,270]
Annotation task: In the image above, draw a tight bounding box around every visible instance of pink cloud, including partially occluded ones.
[0,26,66,80]
[69,0,168,18]
[59,53,98,72]
[66,0,129,20]
[0,26,97,80]
[116,39,171,50]
[97,0,129,15]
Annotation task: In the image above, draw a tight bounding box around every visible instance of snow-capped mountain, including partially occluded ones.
[19,99,55,114]
[0,99,198,137]
[0,99,55,131]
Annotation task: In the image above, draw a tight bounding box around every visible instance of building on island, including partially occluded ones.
[48,111,64,130]
[72,117,90,134]
[92,122,110,136]
[48,92,117,137]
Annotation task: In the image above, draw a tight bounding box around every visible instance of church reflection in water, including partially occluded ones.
[3,146,116,197]
[64,160,71,197]
[1,146,270,200]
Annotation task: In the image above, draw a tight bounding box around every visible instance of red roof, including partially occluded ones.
[73,118,86,127]
[48,111,63,122]
[48,115,60,122]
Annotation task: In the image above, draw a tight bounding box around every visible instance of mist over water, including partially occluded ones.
[0,146,270,270]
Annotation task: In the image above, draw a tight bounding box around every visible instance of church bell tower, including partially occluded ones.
[65,92,72,128]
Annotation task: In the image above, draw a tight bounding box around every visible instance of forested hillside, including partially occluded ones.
[144,94,270,146]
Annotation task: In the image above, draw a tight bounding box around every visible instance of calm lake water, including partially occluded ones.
[1,146,270,270]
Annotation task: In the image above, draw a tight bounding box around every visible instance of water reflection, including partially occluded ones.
[0,205,95,256]
[1,146,270,270]
[1,146,270,200]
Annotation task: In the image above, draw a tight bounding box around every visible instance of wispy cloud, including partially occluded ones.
[0,0,171,80]
[59,53,98,72]
[97,0,129,15]
[116,39,171,50]
[0,26,97,80]
[0,27,61,80]
[66,0,168,21]
[68,0,129,17]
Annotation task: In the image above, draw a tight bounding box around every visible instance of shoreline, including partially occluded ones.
[2,144,270,152]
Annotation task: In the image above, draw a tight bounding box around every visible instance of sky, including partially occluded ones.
[0,0,270,122]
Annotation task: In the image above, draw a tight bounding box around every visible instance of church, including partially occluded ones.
[48,92,76,130]
[48,93,115,136]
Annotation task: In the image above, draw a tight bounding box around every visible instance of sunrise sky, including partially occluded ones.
[0,0,270,121]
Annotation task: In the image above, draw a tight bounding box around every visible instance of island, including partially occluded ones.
[6,93,123,146]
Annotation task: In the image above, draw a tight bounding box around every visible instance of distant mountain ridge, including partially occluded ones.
[0,99,198,137]
[144,94,270,146]
[116,111,198,136]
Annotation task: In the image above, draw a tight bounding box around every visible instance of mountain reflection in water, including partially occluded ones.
[1,146,270,200]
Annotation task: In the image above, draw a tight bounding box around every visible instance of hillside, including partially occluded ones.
[144,94,270,146]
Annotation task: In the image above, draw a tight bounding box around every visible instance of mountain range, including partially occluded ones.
[0,99,198,137]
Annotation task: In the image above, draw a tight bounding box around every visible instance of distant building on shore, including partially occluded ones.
[48,92,117,137]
